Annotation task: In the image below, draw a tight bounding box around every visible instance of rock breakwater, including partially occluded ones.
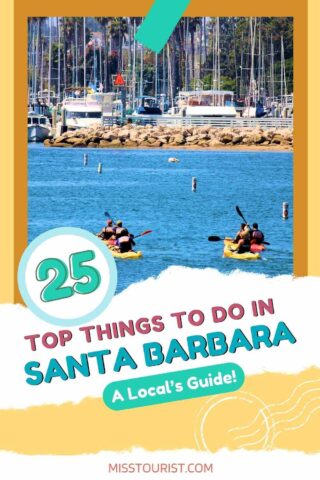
[45,124,293,149]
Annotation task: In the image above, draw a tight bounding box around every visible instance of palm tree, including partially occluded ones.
[188,18,201,82]
[110,17,128,72]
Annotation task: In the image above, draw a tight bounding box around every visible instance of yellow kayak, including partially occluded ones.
[111,249,143,260]
[103,241,143,259]
[223,239,261,260]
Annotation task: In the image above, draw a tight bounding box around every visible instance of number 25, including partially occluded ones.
[36,250,101,302]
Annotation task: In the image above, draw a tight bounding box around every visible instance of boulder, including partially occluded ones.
[124,140,138,147]
[198,126,210,134]
[102,132,118,141]
[54,135,68,144]
[65,137,83,144]
[197,140,209,147]
[138,133,149,141]
[232,135,244,144]
[271,133,284,144]
[71,139,87,147]
[220,133,233,144]
[146,140,163,147]
[186,135,199,144]
[158,136,169,144]
[251,133,266,144]
[171,134,186,145]
[118,129,131,140]
[86,136,101,143]
[99,140,111,148]
[208,138,223,147]
[110,138,122,146]
[52,142,70,147]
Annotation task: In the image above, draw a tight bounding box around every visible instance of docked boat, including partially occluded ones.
[165,90,237,118]
[56,87,114,135]
[132,96,162,116]
[28,112,51,142]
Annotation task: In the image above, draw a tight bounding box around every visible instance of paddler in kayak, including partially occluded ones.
[250,223,265,245]
[116,233,136,253]
[232,223,251,253]
[97,219,115,241]
[114,220,129,239]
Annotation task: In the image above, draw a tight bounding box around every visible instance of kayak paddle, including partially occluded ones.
[104,210,114,221]
[134,230,153,239]
[208,235,270,245]
[236,205,248,224]
[208,236,224,241]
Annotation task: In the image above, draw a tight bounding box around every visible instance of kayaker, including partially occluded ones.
[116,234,136,253]
[233,223,251,253]
[114,220,129,239]
[97,219,115,240]
[250,223,265,245]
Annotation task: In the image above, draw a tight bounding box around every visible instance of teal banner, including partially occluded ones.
[135,0,191,53]
[103,363,245,410]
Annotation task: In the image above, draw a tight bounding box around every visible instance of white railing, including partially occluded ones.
[127,115,293,129]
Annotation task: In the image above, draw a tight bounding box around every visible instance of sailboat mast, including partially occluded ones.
[212,19,215,89]
[35,19,40,103]
[249,17,257,106]
[75,20,78,86]
[57,18,61,101]
[139,43,144,97]
[270,35,275,99]
[94,37,97,88]
[83,17,86,95]
[155,52,158,98]
[162,45,166,95]
[184,17,189,90]
[257,19,261,102]
[99,43,102,88]
[281,36,287,107]
[40,41,44,97]
[30,20,36,104]
[48,17,52,105]
[167,42,174,107]
[216,17,220,92]
[132,19,136,108]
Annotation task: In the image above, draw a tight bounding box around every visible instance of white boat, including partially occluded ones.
[28,112,51,142]
[165,90,237,118]
[56,88,114,134]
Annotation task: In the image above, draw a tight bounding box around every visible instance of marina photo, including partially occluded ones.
[27,16,293,291]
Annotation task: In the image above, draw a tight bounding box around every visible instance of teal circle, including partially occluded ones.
[18,227,117,327]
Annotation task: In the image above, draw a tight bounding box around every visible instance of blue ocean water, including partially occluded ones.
[28,145,293,292]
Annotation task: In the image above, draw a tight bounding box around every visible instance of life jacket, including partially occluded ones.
[252,229,264,242]
[115,227,128,239]
[102,226,114,240]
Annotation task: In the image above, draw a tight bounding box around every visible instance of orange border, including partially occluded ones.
[0,0,310,304]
